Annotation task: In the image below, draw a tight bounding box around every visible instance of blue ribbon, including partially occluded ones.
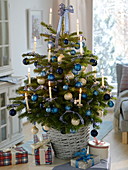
[74,149,94,168]
[55,3,74,47]
[59,110,84,125]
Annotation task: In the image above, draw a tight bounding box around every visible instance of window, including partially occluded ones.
[0,0,12,77]
[93,0,128,83]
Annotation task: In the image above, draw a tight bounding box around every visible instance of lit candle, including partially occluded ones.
[48,81,52,99]
[48,44,51,62]
[33,37,37,52]
[76,19,79,36]
[79,88,82,104]
[93,66,97,78]
[80,35,83,55]
[25,93,30,111]
[49,8,52,25]
[28,67,31,84]
[101,69,104,87]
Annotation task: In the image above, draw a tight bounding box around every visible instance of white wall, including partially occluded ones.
[9,0,53,77]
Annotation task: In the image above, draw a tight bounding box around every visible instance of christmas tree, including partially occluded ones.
[8,3,114,134]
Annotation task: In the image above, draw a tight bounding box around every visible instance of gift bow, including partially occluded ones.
[55,3,74,47]
[31,139,50,150]
[74,148,94,168]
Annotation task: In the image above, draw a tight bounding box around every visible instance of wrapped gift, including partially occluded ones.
[71,148,100,169]
[0,147,28,166]
[88,140,110,160]
[31,138,53,165]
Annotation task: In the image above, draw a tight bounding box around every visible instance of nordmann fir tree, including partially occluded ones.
[8,4,114,134]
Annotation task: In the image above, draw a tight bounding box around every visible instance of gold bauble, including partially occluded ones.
[58,54,65,62]
[66,72,74,79]
[37,78,45,84]
[71,118,80,126]
[31,125,39,134]
[79,78,87,85]
[64,92,73,100]
[43,125,50,131]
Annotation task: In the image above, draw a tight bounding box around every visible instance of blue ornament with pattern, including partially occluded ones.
[9,109,16,116]
[75,43,80,49]
[51,107,59,113]
[48,74,55,81]
[91,129,98,137]
[51,56,57,62]
[72,69,79,75]
[90,59,97,66]
[85,110,92,116]
[93,90,99,96]
[63,85,69,90]
[82,93,88,99]
[65,106,71,110]
[70,50,76,55]
[64,39,68,44]
[56,67,63,74]
[104,94,111,100]
[74,64,81,71]
[108,100,114,107]
[31,94,38,101]
[75,81,82,88]
[40,71,46,77]
[46,107,51,113]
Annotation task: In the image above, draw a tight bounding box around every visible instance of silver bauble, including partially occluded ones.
[71,118,80,126]
[37,78,45,84]
[31,125,39,134]
[43,125,50,131]
[58,54,65,62]
[66,72,74,79]
[64,92,73,100]
[80,78,87,85]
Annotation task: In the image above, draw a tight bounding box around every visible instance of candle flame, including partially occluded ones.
[80,88,82,94]
[28,67,30,73]
[50,8,52,13]
[34,36,36,42]
[48,81,51,86]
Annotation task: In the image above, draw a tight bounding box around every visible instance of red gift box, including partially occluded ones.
[0,147,28,166]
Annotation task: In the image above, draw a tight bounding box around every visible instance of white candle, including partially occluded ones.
[79,88,82,104]
[33,37,37,52]
[28,67,31,84]
[101,69,104,87]
[49,8,52,25]
[48,81,52,99]
[76,19,79,36]
[48,44,51,62]
[93,66,97,78]
[80,35,83,55]
[25,93,30,111]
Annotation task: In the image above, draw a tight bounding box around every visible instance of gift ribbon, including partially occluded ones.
[74,148,94,168]
[3,146,23,165]
[59,110,84,124]
[55,3,74,47]
[93,137,105,145]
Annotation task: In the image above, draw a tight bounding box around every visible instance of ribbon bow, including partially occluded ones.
[55,3,74,48]
[31,139,50,150]
[74,148,94,168]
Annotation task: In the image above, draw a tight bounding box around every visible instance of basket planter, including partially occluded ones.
[47,126,90,159]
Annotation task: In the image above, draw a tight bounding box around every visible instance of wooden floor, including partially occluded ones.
[1,112,128,170]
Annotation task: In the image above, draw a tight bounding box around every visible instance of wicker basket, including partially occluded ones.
[47,126,90,159]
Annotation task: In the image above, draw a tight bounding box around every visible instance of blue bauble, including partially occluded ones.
[90,59,97,66]
[75,81,82,88]
[75,43,80,49]
[40,71,46,77]
[63,85,69,90]
[46,107,51,113]
[72,69,79,75]
[31,94,38,101]
[42,127,48,133]
[48,74,55,81]
[82,93,88,99]
[47,41,54,48]
[74,64,81,71]
[53,87,58,93]
[70,129,77,134]
[93,90,99,96]
[51,107,59,113]
[9,109,16,116]
[64,39,68,44]
[85,110,92,116]
[40,103,44,109]
[56,67,63,74]
[70,50,76,55]
[91,129,98,137]
[108,100,114,107]
[51,56,57,62]
[34,61,38,67]
[23,58,29,65]
[82,42,86,47]
[104,94,111,100]
[65,106,71,110]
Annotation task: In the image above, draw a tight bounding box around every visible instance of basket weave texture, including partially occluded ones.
[47,126,90,159]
